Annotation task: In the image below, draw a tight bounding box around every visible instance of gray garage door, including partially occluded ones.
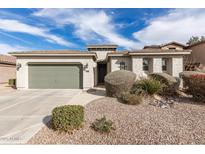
[28,64,83,89]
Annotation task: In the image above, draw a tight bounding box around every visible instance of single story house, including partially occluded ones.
[0,55,16,84]
[10,42,191,90]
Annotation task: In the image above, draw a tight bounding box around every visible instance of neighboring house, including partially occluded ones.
[10,42,191,90]
[185,41,205,70]
[0,55,16,84]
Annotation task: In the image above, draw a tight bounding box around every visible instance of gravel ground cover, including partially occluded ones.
[28,96,205,144]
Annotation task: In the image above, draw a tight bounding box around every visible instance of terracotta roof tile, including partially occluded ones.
[0,55,16,65]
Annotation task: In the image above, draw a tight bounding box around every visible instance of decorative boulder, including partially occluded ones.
[149,73,180,95]
[180,71,205,102]
[104,70,136,98]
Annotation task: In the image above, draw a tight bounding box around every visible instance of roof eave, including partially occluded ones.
[129,51,191,56]
[10,53,97,61]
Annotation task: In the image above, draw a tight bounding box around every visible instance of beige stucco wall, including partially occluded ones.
[0,64,16,84]
[93,51,113,61]
[16,56,96,89]
[188,43,205,65]
[109,56,132,72]
[131,55,183,78]
[16,54,184,89]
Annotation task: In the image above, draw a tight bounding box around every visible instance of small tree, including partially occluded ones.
[187,36,205,46]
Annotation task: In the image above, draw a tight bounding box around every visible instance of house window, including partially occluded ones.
[162,58,168,71]
[120,62,126,70]
[143,58,150,71]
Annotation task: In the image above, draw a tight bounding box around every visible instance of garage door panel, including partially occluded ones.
[28,64,82,89]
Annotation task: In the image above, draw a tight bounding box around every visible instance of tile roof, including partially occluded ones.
[143,45,161,49]
[130,49,191,53]
[9,50,86,54]
[87,44,118,48]
[0,55,16,65]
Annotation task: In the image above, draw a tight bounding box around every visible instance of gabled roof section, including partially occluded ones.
[144,41,186,49]
[0,55,16,65]
[160,41,186,48]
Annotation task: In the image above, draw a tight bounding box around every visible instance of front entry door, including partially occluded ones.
[97,63,107,84]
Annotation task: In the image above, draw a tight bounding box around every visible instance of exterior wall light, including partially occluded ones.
[83,63,89,72]
[83,63,88,69]
[16,63,21,71]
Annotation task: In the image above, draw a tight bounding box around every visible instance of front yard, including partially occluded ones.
[28,96,205,144]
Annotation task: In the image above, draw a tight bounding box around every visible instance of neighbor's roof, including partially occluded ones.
[186,40,205,48]
[0,55,16,65]
[87,44,118,49]
[144,41,186,49]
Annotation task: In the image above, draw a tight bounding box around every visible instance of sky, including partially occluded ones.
[0,8,205,54]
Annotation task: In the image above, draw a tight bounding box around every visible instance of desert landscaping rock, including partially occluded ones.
[28,97,205,144]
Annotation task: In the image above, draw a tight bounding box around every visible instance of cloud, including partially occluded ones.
[34,9,140,49]
[0,43,31,54]
[0,19,74,47]
[133,9,205,46]
[0,31,31,45]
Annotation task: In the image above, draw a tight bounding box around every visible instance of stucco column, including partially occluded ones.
[131,56,144,79]
[171,57,183,77]
[152,57,162,73]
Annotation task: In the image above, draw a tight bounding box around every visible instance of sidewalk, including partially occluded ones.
[68,87,106,106]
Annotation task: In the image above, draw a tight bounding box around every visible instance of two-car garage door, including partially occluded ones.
[28,64,83,89]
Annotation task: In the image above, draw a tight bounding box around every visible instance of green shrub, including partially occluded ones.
[131,78,163,95]
[121,92,143,105]
[91,116,115,133]
[8,79,16,87]
[149,73,180,95]
[180,71,205,102]
[52,105,84,132]
[104,70,136,98]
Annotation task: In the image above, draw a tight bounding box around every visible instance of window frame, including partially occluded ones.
[120,61,126,70]
[143,58,150,71]
[162,58,168,72]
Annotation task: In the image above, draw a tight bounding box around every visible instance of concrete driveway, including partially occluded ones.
[0,89,81,144]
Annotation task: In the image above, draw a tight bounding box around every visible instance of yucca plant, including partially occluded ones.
[131,78,163,95]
